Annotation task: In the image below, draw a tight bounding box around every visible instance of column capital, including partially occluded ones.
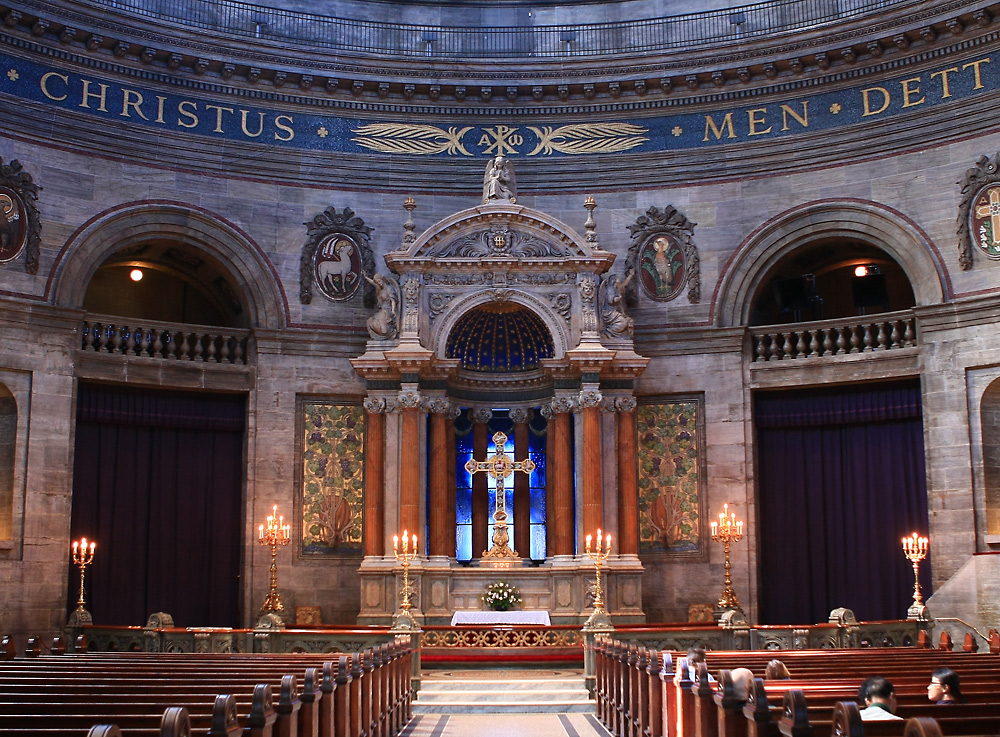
[579,388,604,409]
[424,396,452,414]
[509,407,531,424]
[363,396,393,414]
[397,388,422,410]
[613,396,638,413]
[471,407,493,424]
[542,395,578,418]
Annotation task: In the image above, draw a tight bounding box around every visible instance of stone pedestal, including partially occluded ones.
[357,554,644,625]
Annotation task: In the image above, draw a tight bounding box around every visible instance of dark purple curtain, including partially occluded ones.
[70,383,245,627]
[755,380,930,625]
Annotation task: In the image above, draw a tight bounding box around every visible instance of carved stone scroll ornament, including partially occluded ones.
[402,277,421,334]
[625,205,700,305]
[437,226,572,258]
[957,152,1000,269]
[579,274,599,334]
[0,158,41,274]
[300,206,374,305]
[546,292,572,321]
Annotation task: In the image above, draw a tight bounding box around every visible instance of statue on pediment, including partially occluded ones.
[363,272,400,340]
[482,156,517,204]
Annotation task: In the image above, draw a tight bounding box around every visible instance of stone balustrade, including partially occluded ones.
[749,310,917,362]
[81,317,251,365]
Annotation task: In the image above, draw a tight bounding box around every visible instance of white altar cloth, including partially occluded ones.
[450,611,551,626]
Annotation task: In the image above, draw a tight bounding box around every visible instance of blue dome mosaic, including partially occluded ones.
[446,304,554,373]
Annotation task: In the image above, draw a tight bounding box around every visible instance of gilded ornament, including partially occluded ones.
[351,123,473,156]
[526,123,648,156]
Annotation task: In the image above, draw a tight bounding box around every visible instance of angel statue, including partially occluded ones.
[600,269,635,339]
[482,155,517,204]
[363,272,400,340]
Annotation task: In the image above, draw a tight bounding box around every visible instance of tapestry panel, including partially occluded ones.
[300,402,364,556]
[637,398,704,557]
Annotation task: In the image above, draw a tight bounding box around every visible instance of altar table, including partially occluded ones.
[449,611,551,626]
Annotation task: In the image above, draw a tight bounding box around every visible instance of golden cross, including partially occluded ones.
[975,188,1000,246]
[465,430,536,564]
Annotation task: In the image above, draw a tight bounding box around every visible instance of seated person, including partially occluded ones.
[928,668,965,704]
[686,648,715,682]
[859,676,902,721]
[730,667,755,701]
[765,659,791,680]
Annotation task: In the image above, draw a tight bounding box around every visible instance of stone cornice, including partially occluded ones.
[0,0,996,114]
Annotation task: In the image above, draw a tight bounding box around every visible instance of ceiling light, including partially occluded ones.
[130,269,144,282]
[854,265,868,277]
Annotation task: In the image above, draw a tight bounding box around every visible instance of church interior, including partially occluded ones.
[1,0,1000,652]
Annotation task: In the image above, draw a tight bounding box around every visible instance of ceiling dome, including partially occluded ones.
[446,303,554,373]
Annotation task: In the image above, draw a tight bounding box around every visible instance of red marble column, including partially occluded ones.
[363,400,385,557]
[398,396,422,544]
[547,404,574,557]
[428,404,451,557]
[616,398,639,556]
[580,390,604,541]
[446,413,457,557]
[513,416,531,558]
[471,419,489,558]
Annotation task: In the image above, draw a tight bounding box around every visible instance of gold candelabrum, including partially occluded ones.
[68,537,96,625]
[257,504,291,617]
[392,529,418,628]
[584,528,613,627]
[902,532,929,620]
[710,503,744,613]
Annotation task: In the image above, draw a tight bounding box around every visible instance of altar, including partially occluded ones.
[450,610,551,626]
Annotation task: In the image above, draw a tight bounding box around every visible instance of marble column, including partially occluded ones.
[615,396,639,556]
[363,396,388,558]
[471,408,492,558]
[547,397,576,557]
[511,408,531,558]
[397,387,423,543]
[427,397,453,557]
[580,386,604,540]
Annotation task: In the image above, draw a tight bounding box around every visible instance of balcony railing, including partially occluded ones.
[61,0,917,59]
[81,317,251,365]
[749,310,917,362]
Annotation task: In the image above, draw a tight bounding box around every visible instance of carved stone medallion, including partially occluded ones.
[0,186,28,265]
[970,183,1000,260]
[314,234,363,301]
[958,152,1000,269]
[625,205,700,304]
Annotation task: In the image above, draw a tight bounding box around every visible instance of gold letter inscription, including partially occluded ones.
[240,110,265,138]
[79,80,109,112]
[204,105,234,133]
[900,77,925,108]
[274,115,294,141]
[861,87,891,117]
[120,89,149,120]
[962,58,990,90]
[177,100,198,128]
[747,108,772,136]
[930,67,959,99]
[780,102,809,131]
[703,113,737,141]
[40,72,69,101]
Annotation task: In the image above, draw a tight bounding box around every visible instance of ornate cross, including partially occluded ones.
[975,187,1000,246]
[465,430,536,567]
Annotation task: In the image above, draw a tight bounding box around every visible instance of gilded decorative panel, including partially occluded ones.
[637,398,704,557]
[299,402,364,557]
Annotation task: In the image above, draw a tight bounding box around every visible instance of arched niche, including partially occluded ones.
[51,201,287,329]
[715,199,947,328]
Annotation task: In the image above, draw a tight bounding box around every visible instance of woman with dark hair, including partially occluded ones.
[928,668,965,704]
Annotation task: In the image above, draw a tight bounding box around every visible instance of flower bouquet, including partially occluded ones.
[482,580,523,612]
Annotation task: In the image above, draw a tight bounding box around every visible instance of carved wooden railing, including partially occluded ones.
[80,317,251,365]
[749,309,917,362]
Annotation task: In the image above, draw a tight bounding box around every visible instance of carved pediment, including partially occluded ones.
[437,225,574,259]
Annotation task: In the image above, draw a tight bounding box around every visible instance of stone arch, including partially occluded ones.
[715,199,947,328]
[51,200,287,329]
[430,290,569,363]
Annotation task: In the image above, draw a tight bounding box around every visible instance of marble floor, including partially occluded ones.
[400,713,613,737]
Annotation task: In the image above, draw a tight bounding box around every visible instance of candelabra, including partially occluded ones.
[710,503,744,613]
[257,504,291,617]
[902,532,929,620]
[584,528,613,627]
[391,529,419,629]
[68,537,96,626]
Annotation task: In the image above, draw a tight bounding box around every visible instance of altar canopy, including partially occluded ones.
[351,181,649,625]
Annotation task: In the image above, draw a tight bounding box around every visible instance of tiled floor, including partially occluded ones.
[400,713,613,736]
